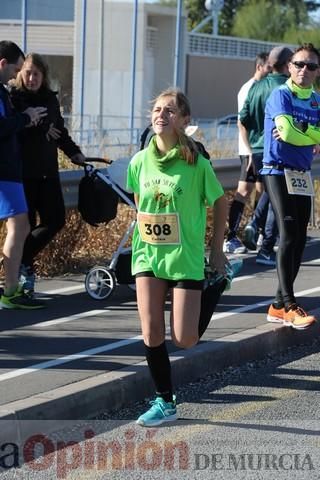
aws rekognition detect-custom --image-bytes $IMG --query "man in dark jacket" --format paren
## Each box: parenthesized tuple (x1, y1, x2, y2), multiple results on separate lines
(0, 41, 47, 309)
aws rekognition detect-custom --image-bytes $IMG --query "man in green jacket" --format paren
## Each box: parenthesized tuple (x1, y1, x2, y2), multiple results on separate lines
(239, 46, 293, 266)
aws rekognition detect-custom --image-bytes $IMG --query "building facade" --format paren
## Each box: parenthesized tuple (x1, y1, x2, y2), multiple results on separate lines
(0, 1, 290, 125)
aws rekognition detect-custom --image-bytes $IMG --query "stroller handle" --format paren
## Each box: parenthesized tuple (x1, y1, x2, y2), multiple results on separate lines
(84, 157, 113, 165)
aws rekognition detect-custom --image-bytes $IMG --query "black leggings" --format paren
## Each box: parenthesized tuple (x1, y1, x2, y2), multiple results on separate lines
(21, 177, 66, 268)
(264, 175, 311, 306)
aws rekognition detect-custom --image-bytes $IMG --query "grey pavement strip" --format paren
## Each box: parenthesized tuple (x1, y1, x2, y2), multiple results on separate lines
(0, 307, 319, 423)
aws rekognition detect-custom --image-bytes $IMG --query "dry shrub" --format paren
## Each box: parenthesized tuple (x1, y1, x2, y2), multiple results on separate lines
(1, 185, 318, 280)
(0, 189, 255, 279)
(0, 221, 5, 248)
(313, 179, 320, 228)
(34, 203, 136, 276)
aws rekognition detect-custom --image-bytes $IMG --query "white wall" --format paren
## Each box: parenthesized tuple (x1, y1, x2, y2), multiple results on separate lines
(73, 0, 184, 129)
(0, 21, 74, 55)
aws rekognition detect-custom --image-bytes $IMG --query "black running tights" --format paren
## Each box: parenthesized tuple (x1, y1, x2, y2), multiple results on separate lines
(21, 177, 66, 268)
(264, 175, 311, 307)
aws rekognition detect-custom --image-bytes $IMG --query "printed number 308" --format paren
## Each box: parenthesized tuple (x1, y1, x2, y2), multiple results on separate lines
(145, 223, 171, 236)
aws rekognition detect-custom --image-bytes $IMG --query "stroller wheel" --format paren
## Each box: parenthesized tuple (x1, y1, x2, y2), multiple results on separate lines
(85, 266, 116, 300)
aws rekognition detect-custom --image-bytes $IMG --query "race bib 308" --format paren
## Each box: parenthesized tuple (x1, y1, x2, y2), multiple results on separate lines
(137, 212, 181, 245)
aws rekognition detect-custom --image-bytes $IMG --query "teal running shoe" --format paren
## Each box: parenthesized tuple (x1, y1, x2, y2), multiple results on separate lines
(205, 257, 243, 291)
(136, 396, 177, 427)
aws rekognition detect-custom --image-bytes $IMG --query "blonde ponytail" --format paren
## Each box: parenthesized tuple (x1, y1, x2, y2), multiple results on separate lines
(177, 128, 199, 165)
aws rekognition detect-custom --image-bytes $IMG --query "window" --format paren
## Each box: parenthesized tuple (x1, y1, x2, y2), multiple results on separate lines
(0, 0, 74, 22)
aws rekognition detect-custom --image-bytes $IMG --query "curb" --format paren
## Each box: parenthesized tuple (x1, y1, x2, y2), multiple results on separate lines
(1, 310, 319, 423)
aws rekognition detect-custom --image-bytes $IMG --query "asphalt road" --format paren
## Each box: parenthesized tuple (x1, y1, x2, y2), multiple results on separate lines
(1, 329, 320, 479)
(0, 232, 320, 411)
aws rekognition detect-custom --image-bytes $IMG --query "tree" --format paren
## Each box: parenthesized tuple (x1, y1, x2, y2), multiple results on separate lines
(305, 1, 320, 10)
(159, 0, 246, 33)
(219, 0, 245, 35)
(185, 0, 211, 32)
(221, 0, 319, 35)
(231, 0, 309, 41)
(283, 24, 320, 45)
(159, 0, 320, 36)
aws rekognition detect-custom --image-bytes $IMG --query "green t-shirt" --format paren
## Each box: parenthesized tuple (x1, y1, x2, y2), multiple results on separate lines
(127, 139, 224, 280)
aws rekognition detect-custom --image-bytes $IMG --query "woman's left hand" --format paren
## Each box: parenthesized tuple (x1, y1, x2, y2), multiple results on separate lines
(71, 153, 86, 165)
(209, 249, 229, 275)
(46, 123, 61, 141)
(272, 128, 282, 141)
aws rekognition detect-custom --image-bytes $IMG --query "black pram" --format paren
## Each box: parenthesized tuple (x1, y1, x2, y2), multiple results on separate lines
(78, 158, 136, 300)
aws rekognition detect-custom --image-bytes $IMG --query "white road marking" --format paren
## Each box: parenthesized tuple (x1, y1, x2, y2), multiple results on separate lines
(232, 275, 252, 282)
(211, 301, 270, 321)
(307, 237, 320, 244)
(309, 258, 320, 264)
(0, 335, 143, 382)
(35, 309, 110, 328)
(0, 277, 320, 382)
(211, 285, 320, 321)
(40, 285, 84, 295)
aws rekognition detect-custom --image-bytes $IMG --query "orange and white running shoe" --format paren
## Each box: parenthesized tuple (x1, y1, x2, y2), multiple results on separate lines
(283, 304, 316, 330)
(267, 304, 285, 323)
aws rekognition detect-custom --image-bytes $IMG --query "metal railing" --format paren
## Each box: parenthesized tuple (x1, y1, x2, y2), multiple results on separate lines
(146, 26, 158, 52)
(188, 33, 294, 59)
(63, 117, 238, 158)
(60, 156, 320, 230)
(69, 128, 142, 158)
(60, 158, 240, 209)
(64, 114, 148, 131)
(63, 114, 148, 158)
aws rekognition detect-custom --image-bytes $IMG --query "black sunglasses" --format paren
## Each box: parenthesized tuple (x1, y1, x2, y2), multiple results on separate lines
(291, 61, 319, 72)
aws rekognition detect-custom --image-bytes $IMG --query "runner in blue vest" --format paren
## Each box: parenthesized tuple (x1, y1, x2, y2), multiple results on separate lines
(262, 43, 320, 329)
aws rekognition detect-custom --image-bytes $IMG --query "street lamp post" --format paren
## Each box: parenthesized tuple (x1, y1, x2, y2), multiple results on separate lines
(173, 0, 183, 87)
(129, 0, 138, 145)
(204, 0, 224, 35)
(21, 0, 27, 52)
(79, 0, 87, 133)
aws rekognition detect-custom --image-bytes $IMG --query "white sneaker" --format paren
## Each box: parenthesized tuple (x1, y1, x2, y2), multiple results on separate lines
(257, 233, 264, 248)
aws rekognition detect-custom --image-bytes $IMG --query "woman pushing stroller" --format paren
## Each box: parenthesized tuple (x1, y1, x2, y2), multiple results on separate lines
(127, 88, 228, 426)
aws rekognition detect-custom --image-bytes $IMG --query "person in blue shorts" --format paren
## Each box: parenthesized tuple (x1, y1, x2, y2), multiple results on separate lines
(262, 43, 320, 330)
(0, 41, 47, 309)
(127, 88, 228, 427)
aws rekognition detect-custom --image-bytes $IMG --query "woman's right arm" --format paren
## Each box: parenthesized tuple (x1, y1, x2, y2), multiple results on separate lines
(209, 194, 228, 275)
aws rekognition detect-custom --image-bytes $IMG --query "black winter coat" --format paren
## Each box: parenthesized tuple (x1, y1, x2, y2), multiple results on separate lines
(10, 87, 81, 179)
(0, 84, 30, 182)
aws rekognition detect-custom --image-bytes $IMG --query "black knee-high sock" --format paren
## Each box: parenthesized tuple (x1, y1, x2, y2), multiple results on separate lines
(144, 342, 173, 403)
(227, 200, 244, 240)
